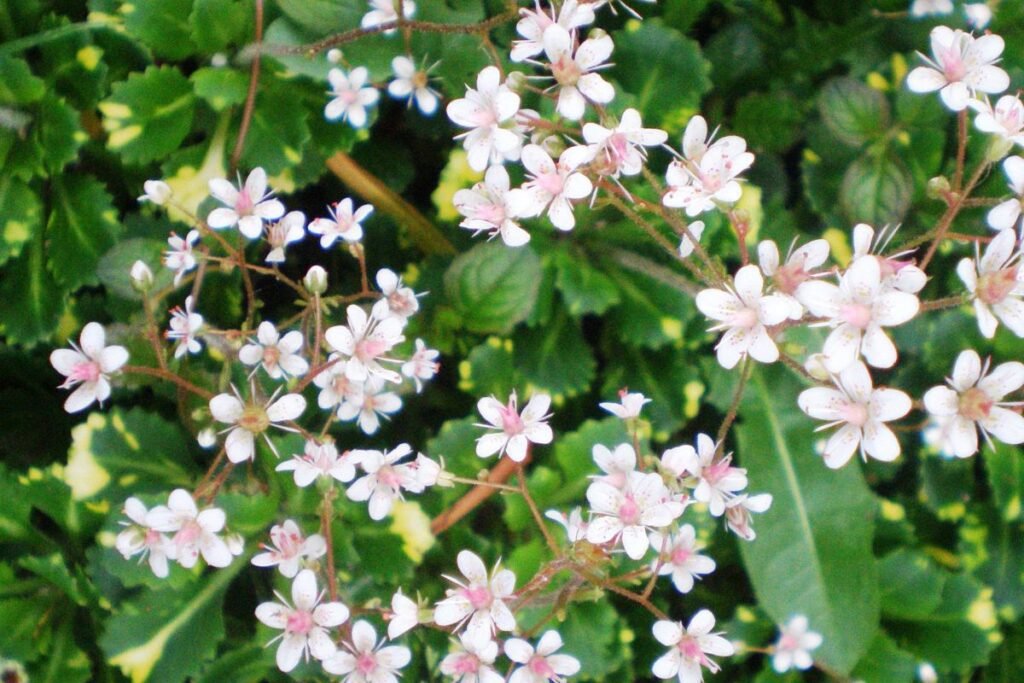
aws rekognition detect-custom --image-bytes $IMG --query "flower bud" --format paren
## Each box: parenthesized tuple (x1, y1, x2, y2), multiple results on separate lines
(197, 427, 217, 449)
(537, 132, 565, 158)
(304, 265, 328, 294)
(210, 53, 228, 68)
(138, 179, 172, 206)
(926, 176, 951, 200)
(804, 353, 830, 382)
(130, 260, 154, 292)
(327, 48, 343, 64)
(985, 135, 1013, 163)
(226, 533, 245, 556)
(504, 70, 527, 93)
(917, 663, 937, 683)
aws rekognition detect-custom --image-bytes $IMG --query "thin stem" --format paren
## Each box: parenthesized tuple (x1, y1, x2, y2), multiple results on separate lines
(516, 462, 561, 556)
(231, 0, 264, 171)
(141, 293, 168, 372)
(446, 475, 520, 492)
(919, 294, 969, 312)
(321, 488, 339, 601)
(431, 455, 521, 535)
(953, 109, 968, 191)
(716, 357, 752, 452)
(919, 160, 990, 270)
(122, 365, 215, 400)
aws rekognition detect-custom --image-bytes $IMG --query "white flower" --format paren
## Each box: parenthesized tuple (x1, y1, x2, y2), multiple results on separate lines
(652, 610, 734, 683)
(971, 95, 1024, 151)
(798, 361, 912, 468)
(371, 268, 420, 322)
(592, 442, 638, 489)
(724, 493, 772, 541)
(649, 525, 716, 594)
(434, 550, 517, 641)
(251, 520, 327, 578)
(440, 632, 504, 683)
(910, 0, 953, 16)
(850, 223, 927, 295)
(323, 620, 411, 682)
(505, 631, 581, 683)
(695, 265, 791, 369)
(50, 322, 128, 413)
(402, 339, 440, 392)
(678, 221, 706, 258)
(388, 56, 439, 115)
(255, 569, 350, 673)
(544, 507, 588, 543)
(454, 165, 531, 247)
(586, 472, 684, 560)
(515, 144, 593, 231)
(146, 489, 233, 569)
(388, 589, 421, 640)
(164, 230, 199, 286)
(337, 375, 402, 435)
(664, 143, 755, 217)
(277, 439, 357, 487)
(923, 349, 1024, 457)
(906, 26, 1009, 112)
(665, 433, 747, 516)
(325, 67, 379, 128)
(964, 3, 994, 28)
(265, 211, 305, 264)
(361, 0, 415, 33)
(563, 108, 667, 178)
(209, 386, 306, 463)
(757, 238, 831, 319)
(772, 616, 823, 673)
(678, 115, 749, 165)
(511, 0, 595, 62)
(599, 390, 651, 420)
(313, 356, 361, 412)
(447, 66, 524, 172)
(957, 228, 1024, 338)
(240, 321, 308, 380)
(797, 255, 920, 372)
(207, 167, 285, 239)
(166, 295, 204, 359)
(138, 179, 172, 205)
(115, 497, 172, 578)
(475, 390, 553, 462)
(346, 444, 431, 520)
(325, 304, 405, 384)
(987, 156, 1024, 232)
(130, 260, 153, 291)
(309, 198, 373, 248)
(541, 24, 614, 120)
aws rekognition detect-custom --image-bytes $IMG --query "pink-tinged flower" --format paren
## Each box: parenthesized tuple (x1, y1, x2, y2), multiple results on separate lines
(265, 210, 305, 264)
(850, 223, 927, 295)
(592, 443, 638, 489)
(586, 472, 684, 560)
(475, 390, 554, 462)
(971, 95, 1024, 151)
(209, 385, 306, 463)
(957, 228, 1024, 338)
(322, 620, 411, 682)
(600, 390, 651, 420)
(115, 497, 172, 578)
(651, 611, 734, 683)
(724, 493, 772, 541)
(313, 355, 361, 410)
(337, 375, 402, 435)
(277, 439, 357, 488)
(515, 144, 593, 231)
(696, 265, 791, 369)
(164, 230, 199, 286)
(758, 238, 831, 319)
(255, 569, 350, 673)
(146, 489, 233, 569)
(440, 632, 504, 683)
(544, 507, 588, 543)
(239, 321, 308, 380)
(402, 339, 440, 393)
(447, 66, 524, 172)
(251, 520, 327, 578)
(166, 295, 204, 359)
(325, 67, 379, 128)
(505, 631, 581, 683)
(387, 589, 422, 640)
(361, 0, 415, 33)
(910, 0, 953, 16)
(772, 616, 822, 673)
(540, 24, 614, 120)
(207, 167, 285, 239)
(346, 444, 435, 520)
(434, 550, 517, 640)
(50, 322, 128, 413)
(371, 268, 420, 322)
(309, 198, 373, 248)
(649, 525, 716, 594)
(512, 0, 595, 62)
(798, 360, 911, 468)
(454, 165, 531, 247)
(797, 255, 920, 372)
(666, 433, 747, 517)
(987, 156, 1024, 232)
(325, 305, 405, 384)
(678, 115, 749, 165)
(388, 56, 439, 115)
(138, 179, 172, 205)
(663, 143, 755, 217)
(923, 349, 1024, 457)
(906, 26, 1009, 112)
(563, 108, 667, 178)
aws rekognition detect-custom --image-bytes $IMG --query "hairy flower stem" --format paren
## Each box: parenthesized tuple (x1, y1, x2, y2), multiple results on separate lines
(321, 488, 339, 601)
(122, 364, 215, 399)
(430, 455, 521, 535)
(516, 461, 561, 556)
(919, 160, 990, 271)
(231, 0, 263, 171)
(716, 357, 753, 453)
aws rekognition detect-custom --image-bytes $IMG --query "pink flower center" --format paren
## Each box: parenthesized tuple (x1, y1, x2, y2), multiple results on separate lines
(355, 338, 389, 362)
(618, 495, 641, 526)
(534, 171, 565, 197)
(356, 652, 378, 675)
(779, 633, 800, 651)
(703, 460, 732, 485)
(332, 375, 351, 396)
(274, 530, 302, 558)
(144, 528, 162, 547)
(671, 546, 692, 565)
(470, 107, 498, 128)
(499, 402, 524, 435)
(453, 654, 480, 674)
(678, 635, 708, 664)
(839, 401, 869, 427)
(731, 307, 759, 329)
(263, 346, 281, 370)
(528, 655, 557, 678)
(461, 585, 493, 610)
(174, 519, 201, 548)
(774, 264, 808, 295)
(235, 189, 254, 216)
(70, 360, 102, 383)
(286, 609, 314, 635)
(697, 168, 723, 194)
(959, 387, 994, 422)
(840, 303, 873, 329)
(339, 89, 359, 105)
(977, 268, 1019, 305)
(475, 202, 506, 224)
(239, 405, 270, 433)
(551, 53, 582, 86)
(937, 45, 967, 82)
(378, 465, 403, 490)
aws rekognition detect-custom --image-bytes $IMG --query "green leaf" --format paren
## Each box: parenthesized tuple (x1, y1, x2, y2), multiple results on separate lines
(553, 418, 631, 502)
(196, 645, 275, 683)
(236, 79, 313, 176)
(561, 600, 633, 680)
(960, 506, 1024, 622)
(0, 223, 63, 345)
(737, 366, 879, 675)
(610, 19, 711, 126)
(97, 238, 173, 300)
(460, 336, 520, 397)
(122, 0, 197, 59)
(0, 174, 41, 267)
(987, 621, 1024, 682)
(274, 0, 360, 36)
(444, 241, 542, 335)
(190, 67, 249, 112)
(3, 93, 81, 180)
(878, 549, 946, 620)
(100, 561, 242, 683)
(264, 18, 336, 82)
(839, 152, 913, 227)
(0, 596, 51, 660)
(733, 91, 804, 153)
(849, 631, 918, 683)
(514, 309, 596, 399)
(503, 465, 562, 532)
(554, 246, 621, 316)
(818, 77, 890, 148)
(603, 258, 691, 349)
(189, 0, 251, 54)
(47, 175, 120, 289)
(0, 55, 45, 103)
(984, 440, 1024, 521)
(28, 619, 92, 683)
(100, 66, 196, 165)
